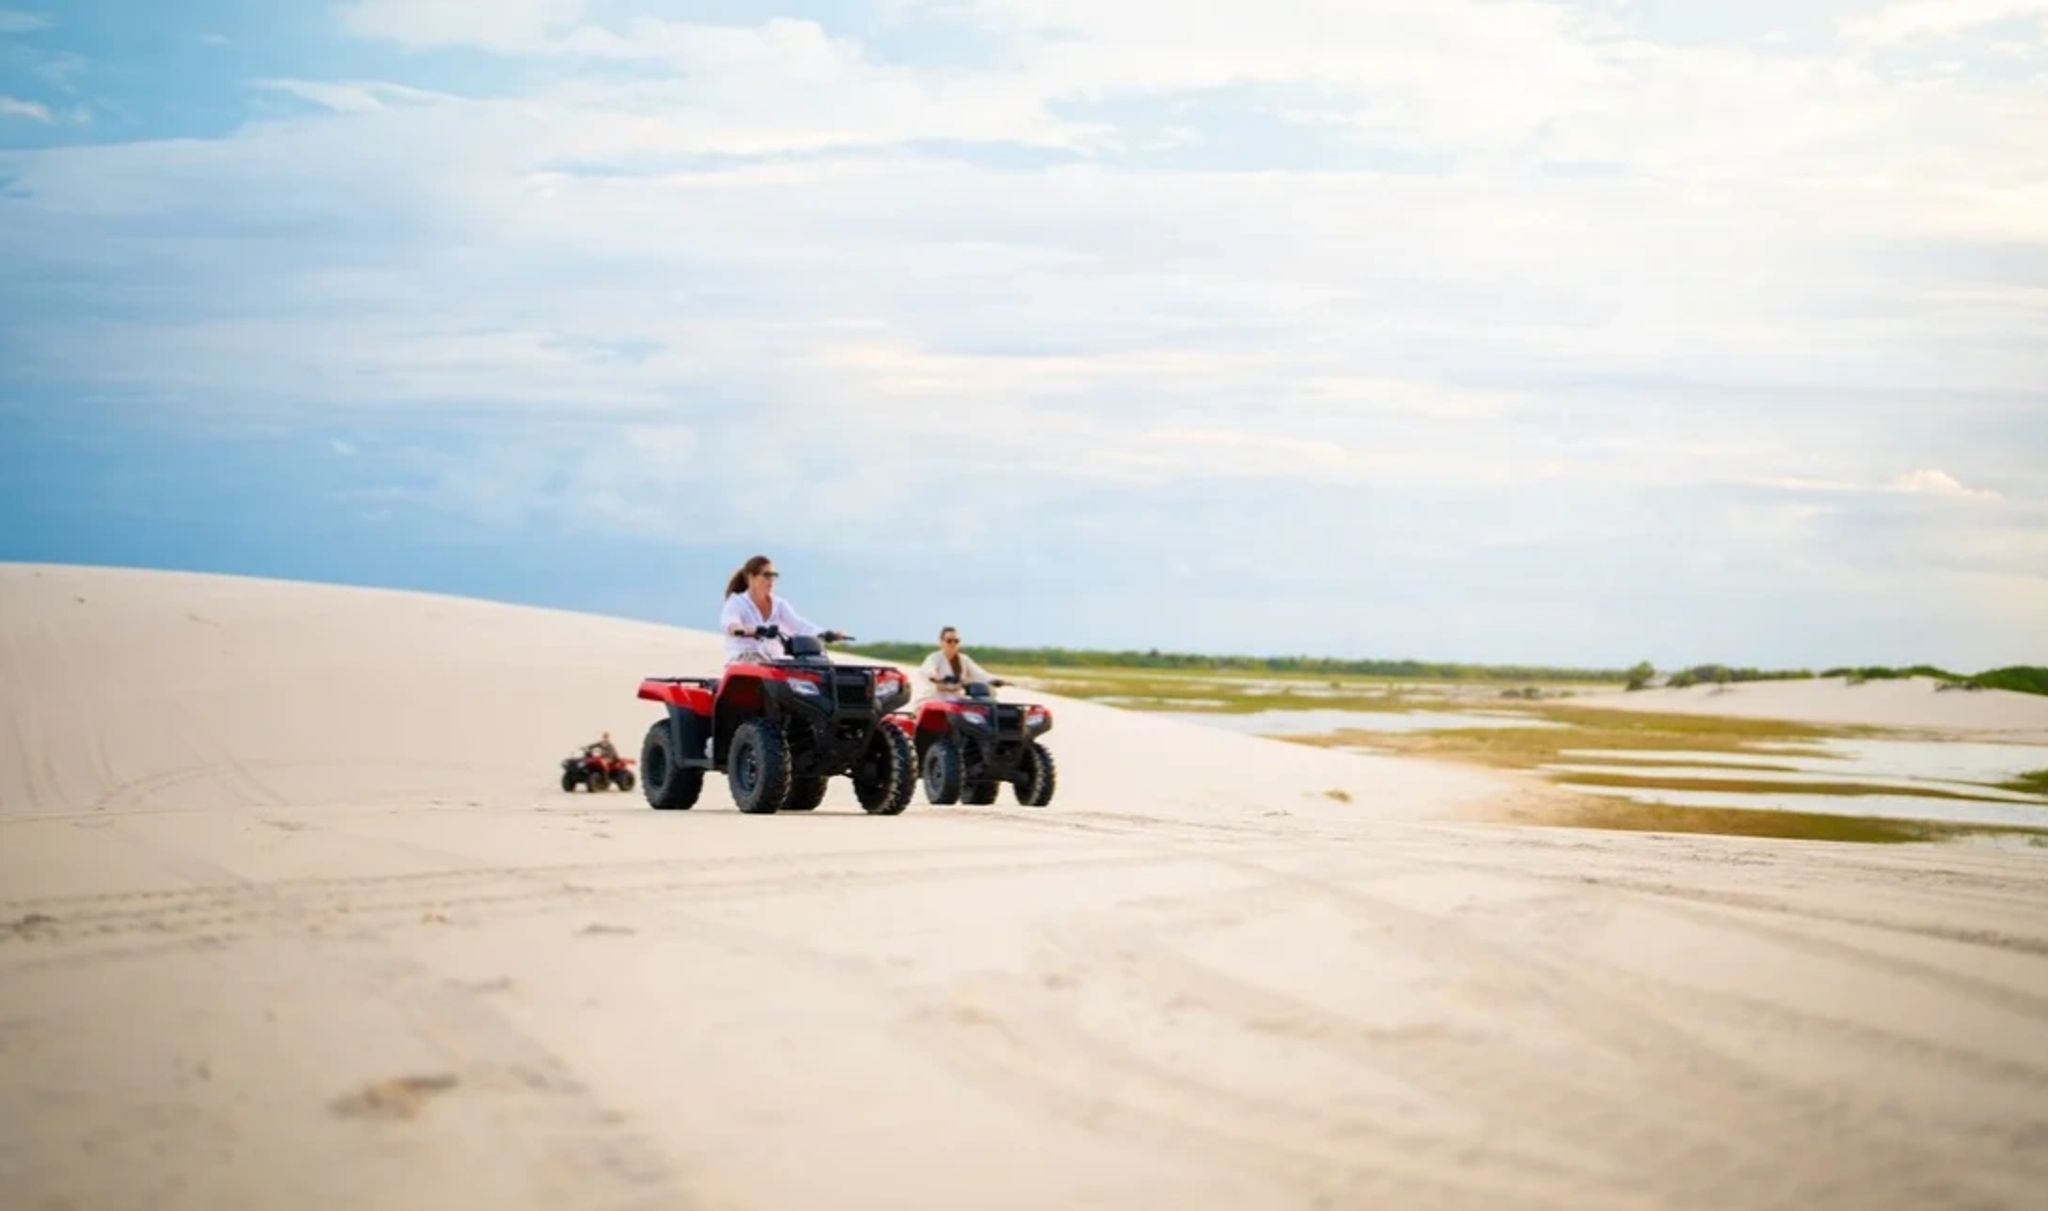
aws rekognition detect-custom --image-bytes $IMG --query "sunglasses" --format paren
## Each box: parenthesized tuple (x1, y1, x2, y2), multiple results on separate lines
(755, 570, 780, 580)
(943, 637, 960, 644)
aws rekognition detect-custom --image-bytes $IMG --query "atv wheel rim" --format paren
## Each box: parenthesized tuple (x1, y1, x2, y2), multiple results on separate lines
(736, 745, 758, 795)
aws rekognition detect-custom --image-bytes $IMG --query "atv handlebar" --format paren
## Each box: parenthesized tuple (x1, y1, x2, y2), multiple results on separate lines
(742, 624, 852, 643)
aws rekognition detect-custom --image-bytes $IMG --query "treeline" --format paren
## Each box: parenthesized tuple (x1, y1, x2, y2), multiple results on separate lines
(1636, 663, 2048, 696)
(840, 642, 1632, 683)
(842, 642, 2048, 697)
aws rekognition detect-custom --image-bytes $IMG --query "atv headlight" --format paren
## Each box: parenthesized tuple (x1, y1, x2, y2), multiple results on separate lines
(790, 679, 822, 697)
(959, 709, 991, 728)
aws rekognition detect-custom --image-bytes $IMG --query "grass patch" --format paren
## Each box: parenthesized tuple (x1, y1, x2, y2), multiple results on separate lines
(1000, 664, 1603, 716)
(1543, 756, 1804, 774)
(1285, 704, 1851, 769)
(1531, 799, 2026, 845)
(1996, 768, 2048, 796)
(1554, 772, 2014, 805)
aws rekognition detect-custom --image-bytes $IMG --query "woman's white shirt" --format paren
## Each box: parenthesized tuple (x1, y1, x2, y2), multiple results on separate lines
(918, 649, 993, 698)
(721, 593, 819, 664)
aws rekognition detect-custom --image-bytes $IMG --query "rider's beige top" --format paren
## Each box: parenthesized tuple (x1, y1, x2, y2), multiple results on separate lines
(918, 649, 994, 700)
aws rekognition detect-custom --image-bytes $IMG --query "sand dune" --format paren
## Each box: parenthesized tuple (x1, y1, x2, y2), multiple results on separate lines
(1573, 676, 2048, 740)
(4, 564, 2047, 1210)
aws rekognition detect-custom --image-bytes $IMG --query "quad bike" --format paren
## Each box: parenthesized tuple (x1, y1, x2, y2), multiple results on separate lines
(898, 677, 1055, 807)
(561, 749, 636, 793)
(635, 627, 916, 814)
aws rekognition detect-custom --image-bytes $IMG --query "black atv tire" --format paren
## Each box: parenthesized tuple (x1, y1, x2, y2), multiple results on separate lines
(783, 776, 829, 812)
(857, 725, 914, 815)
(1014, 742, 1056, 807)
(729, 719, 791, 814)
(561, 768, 578, 793)
(612, 769, 636, 792)
(641, 720, 704, 810)
(922, 737, 963, 805)
(585, 767, 607, 792)
(963, 779, 999, 806)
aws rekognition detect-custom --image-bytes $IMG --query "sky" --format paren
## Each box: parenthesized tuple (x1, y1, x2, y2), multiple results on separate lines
(2, 1, 2045, 669)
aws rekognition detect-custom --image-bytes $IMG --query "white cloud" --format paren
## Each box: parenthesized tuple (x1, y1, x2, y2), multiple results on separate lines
(0, 10, 48, 34)
(253, 78, 455, 114)
(1893, 469, 2002, 501)
(0, 94, 53, 123)
(1746, 471, 2004, 504)
(1843, 1, 2048, 46)
(3, 1, 2044, 661)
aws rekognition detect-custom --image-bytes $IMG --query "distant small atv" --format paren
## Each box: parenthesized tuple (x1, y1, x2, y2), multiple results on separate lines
(901, 677, 1055, 807)
(561, 750, 635, 793)
(635, 628, 916, 814)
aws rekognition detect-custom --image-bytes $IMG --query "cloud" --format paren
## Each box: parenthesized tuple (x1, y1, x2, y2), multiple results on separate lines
(0, 95, 53, 123)
(0, 10, 47, 34)
(253, 78, 455, 114)
(1745, 470, 2004, 504)
(1893, 469, 2002, 501)
(2, 1, 2044, 662)
(1843, 1, 2048, 46)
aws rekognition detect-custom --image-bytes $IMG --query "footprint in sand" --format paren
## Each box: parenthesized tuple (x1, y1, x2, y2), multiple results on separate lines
(330, 1074, 460, 1121)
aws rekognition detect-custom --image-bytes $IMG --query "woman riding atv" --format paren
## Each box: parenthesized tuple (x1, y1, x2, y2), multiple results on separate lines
(919, 626, 995, 700)
(720, 554, 848, 664)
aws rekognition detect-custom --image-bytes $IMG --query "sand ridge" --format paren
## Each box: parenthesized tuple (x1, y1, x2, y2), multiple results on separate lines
(3, 564, 2047, 1210)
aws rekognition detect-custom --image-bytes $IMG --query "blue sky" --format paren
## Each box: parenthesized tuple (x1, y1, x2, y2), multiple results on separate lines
(3, 0, 2045, 668)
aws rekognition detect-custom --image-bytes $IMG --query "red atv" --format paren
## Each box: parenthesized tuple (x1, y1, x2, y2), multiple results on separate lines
(635, 628, 916, 814)
(561, 748, 636, 793)
(900, 677, 1056, 807)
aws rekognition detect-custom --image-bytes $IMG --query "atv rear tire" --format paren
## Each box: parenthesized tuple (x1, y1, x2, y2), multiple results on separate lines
(642, 720, 704, 810)
(857, 724, 914, 815)
(561, 769, 578, 793)
(586, 768, 607, 792)
(612, 770, 636, 792)
(783, 776, 828, 812)
(729, 719, 791, 814)
(1014, 742, 1056, 807)
(922, 738, 962, 805)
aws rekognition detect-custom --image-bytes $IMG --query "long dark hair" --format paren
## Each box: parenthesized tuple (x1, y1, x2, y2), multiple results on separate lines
(725, 554, 772, 598)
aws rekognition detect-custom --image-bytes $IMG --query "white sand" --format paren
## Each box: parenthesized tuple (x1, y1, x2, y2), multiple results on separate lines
(4, 563, 2046, 1210)
(1574, 677, 2048, 741)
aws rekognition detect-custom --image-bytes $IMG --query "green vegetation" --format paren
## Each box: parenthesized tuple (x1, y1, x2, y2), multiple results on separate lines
(1823, 664, 1956, 683)
(1971, 667, 2048, 696)
(848, 642, 2048, 698)
(1558, 772, 2014, 805)
(1537, 800, 2048, 846)
(1284, 704, 1847, 769)
(843, 642, 1632, 683)
(1821, 664, 2048, 695)
(1998, 769, 2048, 796)
(1663, 664, 1815, 689)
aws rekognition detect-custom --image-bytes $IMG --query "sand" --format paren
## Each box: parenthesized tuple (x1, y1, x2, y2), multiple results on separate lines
(1571, 677, 2048, 742)
(3, 563, 2046, 1210)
